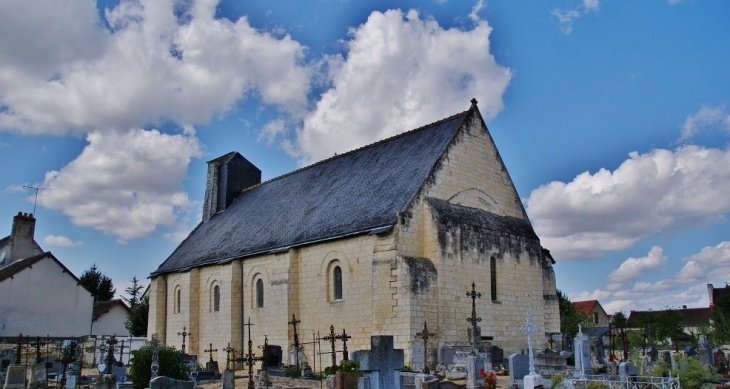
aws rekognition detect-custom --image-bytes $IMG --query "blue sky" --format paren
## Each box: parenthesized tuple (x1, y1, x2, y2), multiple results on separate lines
(1, 0, 729, 314)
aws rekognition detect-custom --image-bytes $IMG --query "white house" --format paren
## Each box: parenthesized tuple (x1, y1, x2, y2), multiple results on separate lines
(0, 212, 94, 337)
(92, 299, 131, 337)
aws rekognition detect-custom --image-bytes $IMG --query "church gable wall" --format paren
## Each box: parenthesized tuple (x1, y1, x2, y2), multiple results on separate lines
(391, 111, 559, 358)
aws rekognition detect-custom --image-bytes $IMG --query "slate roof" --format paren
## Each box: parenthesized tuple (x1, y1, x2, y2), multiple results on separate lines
(93, 299, 130, 321)
(152, 108, 475, 276)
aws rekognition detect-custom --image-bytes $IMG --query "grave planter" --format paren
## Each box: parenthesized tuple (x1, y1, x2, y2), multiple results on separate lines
(334, 371, 362, 389)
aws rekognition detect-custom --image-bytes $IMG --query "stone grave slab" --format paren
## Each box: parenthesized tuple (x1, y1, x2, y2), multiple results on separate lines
(3, 365, 26, 389)
(438, 346, 455, 366)
(508, 353, 529, 385)
(263, 345, 282, 369)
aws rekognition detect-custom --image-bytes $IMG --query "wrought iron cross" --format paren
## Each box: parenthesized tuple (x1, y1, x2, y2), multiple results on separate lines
(235, 318, 264, 389)
(519, 311, 537, 376)
(258, 335, 269, 372)
(34, 336, 46, 363)
(205, 343, 218, 363)
(336, 328, 352, 361)
(118, 339, 129, 365)
(288, 314, 302, 368)
(415, 321, 436, 374)
(466, 282, 482, 326)
(177, 326, 191, 353)
(322, 325, 339, 372)
(223, 343, 234, 370)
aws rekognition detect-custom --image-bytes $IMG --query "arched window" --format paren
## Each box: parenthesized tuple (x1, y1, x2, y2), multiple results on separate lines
(213, 285, 220, 312)
(256, 279, 264, 308)
(333, 266, 343, 300)
(176, 288, 181, 313)
(490, 257, 497, 301)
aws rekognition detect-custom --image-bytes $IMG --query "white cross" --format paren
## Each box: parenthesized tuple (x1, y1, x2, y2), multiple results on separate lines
(519, 310, 537, 376)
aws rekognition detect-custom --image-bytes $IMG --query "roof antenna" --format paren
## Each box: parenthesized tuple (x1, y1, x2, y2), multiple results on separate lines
(22, 185, 51, 215)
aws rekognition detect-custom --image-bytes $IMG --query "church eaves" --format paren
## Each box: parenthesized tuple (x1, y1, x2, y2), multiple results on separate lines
(151, 108, 475, 277)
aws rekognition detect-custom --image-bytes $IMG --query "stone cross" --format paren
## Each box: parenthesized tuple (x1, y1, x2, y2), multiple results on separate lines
(575, 324, 589, 379)
(322, 325, 339, 372)
(288, 314, 301, 368)
(352, 336, 405, 389)
(415, 321, 436, 374)
(223, 343, 234, 370)
(177, 326, 190, 353)
(205, 343, 218, 363)
(519, 311, 537, 377)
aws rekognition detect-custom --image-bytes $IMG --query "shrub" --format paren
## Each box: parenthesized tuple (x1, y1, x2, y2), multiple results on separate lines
(284, 366, 302, 378)
(550, 373, 564, 389)
(670, 354, 717, 389)
(585, 381, 608, 389)
(128, 344, 189, 389)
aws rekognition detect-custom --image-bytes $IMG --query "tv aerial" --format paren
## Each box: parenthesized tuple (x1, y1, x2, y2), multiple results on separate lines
(22, 185, 51, 214)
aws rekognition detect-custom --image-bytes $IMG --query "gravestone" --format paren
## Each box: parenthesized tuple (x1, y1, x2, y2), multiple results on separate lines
(573, 326, 592, 377)
(222, 369, 235, 389)
(662, 351, 672, 367)
(698, 335, 713, 368)
(411, 343, 425, 372)
(489, 346, 504, 368)
(715, 348, 728, 375)
(619, 361, 638, 381)
(351, 335, 404, 389)
(438, 346, 455, 366)
(180, 354, 198, 372)
(262, 345, 282, 369)
(508, 353, 529, 387)
(646, 346, 658, 364)
(0, 350, 14, 371)
(149, 376, 194, 389)
(3, 365, 26, 389)
(288, 347, 308, 367)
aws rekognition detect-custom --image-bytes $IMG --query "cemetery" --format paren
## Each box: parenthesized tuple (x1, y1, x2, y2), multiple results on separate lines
(3, 283, 730, 389)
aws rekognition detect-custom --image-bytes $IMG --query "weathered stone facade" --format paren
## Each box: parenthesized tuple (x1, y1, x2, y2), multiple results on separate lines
(148, 102, 560, 369)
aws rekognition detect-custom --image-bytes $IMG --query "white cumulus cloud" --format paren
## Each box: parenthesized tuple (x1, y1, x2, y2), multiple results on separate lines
(291, 8, 512, 164)
(37, 128, 202, 242)
(679, 104, 730, 141)
(43, 235, 83, 247)
(608, 246, 667, 284)
(527, 145, 730, 260)
(551, 0, 600, 35)
(0, 0, 311, 135)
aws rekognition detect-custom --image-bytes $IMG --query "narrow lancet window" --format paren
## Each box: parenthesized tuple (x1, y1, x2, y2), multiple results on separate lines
(213, 285, 220, 312)
(256, 279, 264, 308)
(490, 257, 497, 301)
(334, 266, 343, 300)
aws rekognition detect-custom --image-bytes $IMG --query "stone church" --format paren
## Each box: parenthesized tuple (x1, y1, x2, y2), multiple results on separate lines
(148, 100, 560, 368)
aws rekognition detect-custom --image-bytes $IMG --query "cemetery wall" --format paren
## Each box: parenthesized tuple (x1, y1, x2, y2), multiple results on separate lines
(0, 256, 94, 337)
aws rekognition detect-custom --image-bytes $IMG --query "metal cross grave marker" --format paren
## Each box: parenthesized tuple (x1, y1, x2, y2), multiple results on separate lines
(415, 321, 436, 374)
(177, 326, 190, 353)
(322, 325, 339, 372)
(288, 314, 302, 368)
(205, 343, 218, 363)
(466, 282, 482, 326)
(223, 343, 234, 370)
(337, 328, 352, 361)
(234, 318, 264, 389)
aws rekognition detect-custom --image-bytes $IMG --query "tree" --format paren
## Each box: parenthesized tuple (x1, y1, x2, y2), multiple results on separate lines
(558, 290, 591, 338)
(124, 276, 149, 337)
(79, 264, 116, 301)
(653, 308, 683, 351)
(712, 306, 730, 345)
(611, 311, 629, 359)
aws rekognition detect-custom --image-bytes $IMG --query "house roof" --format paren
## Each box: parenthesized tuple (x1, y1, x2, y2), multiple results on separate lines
(0, 251, 82, 284)
(573, 300, 599, 316)
(627, 307, 713, 328)
(152, 105, 480, 277)
(93, 299, 130, 321)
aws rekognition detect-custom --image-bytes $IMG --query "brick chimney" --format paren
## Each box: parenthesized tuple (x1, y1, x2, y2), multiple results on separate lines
(202, 152, 261, 222)
(9, 212, 37, 263)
